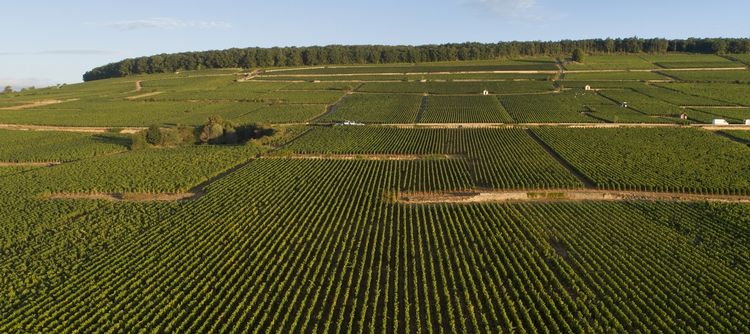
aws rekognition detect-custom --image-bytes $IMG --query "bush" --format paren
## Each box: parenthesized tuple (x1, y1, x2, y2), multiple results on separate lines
(130, 132, 148, 150)
(146, 125, 162, 145)
(572, 48, 586, 63)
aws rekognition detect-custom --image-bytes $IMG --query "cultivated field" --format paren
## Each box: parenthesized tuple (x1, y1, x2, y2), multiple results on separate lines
(1, 54, 750, 333)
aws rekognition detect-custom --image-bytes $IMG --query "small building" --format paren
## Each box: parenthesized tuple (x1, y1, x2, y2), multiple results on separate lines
(680, 113, 689, 120)
(584, 85, 592, 91)
(420, 79, 428, 83)
(621, 102, 629, 108)
(745, 119, 750, 125)
(713, 119, 730, 125)
(482, 89, 489, 96)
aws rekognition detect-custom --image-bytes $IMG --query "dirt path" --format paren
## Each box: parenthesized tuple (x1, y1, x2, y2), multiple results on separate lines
(0, 161, 61, 167)
(45, 192, 195, 202)
(0, 123, 145, 134)
(126, 91, 163, 100)
(680, 105, 748, 109)
(264, 153, 461, 161)
(0, 99, 78, 111)
(134, 80, 142, 92)
(396, 189, 750, 204)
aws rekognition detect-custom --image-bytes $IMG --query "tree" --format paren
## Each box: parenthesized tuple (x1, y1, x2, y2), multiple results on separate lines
(146, 125, 162, 145)
(2, 86, 12, 94)
(572, 48, 586, 63)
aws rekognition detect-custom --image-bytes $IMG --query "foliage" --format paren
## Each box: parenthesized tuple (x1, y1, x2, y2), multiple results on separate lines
(534, 127, 750, 194)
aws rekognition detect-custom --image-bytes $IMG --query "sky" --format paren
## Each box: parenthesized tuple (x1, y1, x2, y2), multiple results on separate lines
(1, 0, 749, 87)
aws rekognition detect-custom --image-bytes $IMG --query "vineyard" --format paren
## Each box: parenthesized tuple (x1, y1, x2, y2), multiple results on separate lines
(533, 127, 750, 194)
(285, 127, 583, 189)
(498, 92, 603, 123)
(2, 54, 750, 332)
(419, 95, 514, 123)
(1, 158, 748, 332)
(0, 130, 128, 162)
(319, 93, 423, 123)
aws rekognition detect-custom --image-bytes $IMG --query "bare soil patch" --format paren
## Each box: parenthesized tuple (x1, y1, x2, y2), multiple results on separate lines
(45, 192, 196, 202)
(0, 123, 145, 134)
(0, 99, 77, 111)
(126, 91, 163, 100)
(0, 161, 61, 167)
(265, 153, 461, 161)
(396, 189, 750, 204)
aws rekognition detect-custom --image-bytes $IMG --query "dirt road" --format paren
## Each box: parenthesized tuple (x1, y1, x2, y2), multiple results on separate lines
(396, 189, 750, 204)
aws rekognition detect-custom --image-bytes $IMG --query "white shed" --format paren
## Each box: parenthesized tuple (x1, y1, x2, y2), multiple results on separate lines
(713, 119, 730, 125)
(745, 119, 750, 125)
(584, 85, 592, 91)
(482, 89, 489, 96)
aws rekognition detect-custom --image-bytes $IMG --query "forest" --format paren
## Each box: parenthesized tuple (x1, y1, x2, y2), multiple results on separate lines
(82, 37, 750, 81)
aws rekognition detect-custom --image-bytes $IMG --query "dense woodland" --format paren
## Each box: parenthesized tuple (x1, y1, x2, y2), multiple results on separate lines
(82, 37, 750, 81)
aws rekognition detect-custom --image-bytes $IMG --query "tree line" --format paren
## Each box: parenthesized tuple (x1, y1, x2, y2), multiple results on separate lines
(83, 37, 750, 81)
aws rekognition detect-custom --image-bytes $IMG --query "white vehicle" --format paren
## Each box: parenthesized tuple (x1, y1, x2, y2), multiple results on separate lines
(712, 119, 730, 126)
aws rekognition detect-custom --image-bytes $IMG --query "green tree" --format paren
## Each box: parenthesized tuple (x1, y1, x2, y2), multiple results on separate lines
(146, 125, 162, 145)
(572, 48, 586, 63)
(2, 85, 12, 94)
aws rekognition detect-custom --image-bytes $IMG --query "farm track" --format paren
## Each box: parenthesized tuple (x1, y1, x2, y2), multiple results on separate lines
(0, 161, 61, 167)
(396, 189, 750, 204)
(0, 123, 145, 134)
(258, 66, 747, 79)
(263, 154, 462, 161)
(126, 91, 163, 100)
(2, 122, 748, 133)
(0, 99, 78, 111)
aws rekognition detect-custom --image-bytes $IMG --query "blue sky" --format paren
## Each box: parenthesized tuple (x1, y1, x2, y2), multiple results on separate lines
(2, 0, 749, 87)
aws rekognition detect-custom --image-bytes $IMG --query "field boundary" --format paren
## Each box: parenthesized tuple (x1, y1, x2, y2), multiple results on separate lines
(395, 189, 750, 204)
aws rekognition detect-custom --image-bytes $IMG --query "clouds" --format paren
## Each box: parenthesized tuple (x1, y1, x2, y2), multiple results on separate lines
(464, 0, 550, 20)
(100, 17, 232, 31)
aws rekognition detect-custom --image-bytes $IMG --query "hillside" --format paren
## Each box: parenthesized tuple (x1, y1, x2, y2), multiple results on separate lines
(1, 54, 750, 332)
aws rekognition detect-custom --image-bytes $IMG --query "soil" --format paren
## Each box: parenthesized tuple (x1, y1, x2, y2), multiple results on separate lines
(45, 192, 196, 202)
(0, 161, 61, 167)
(395, 189, 750, 204)
(0, 123, 145, 134)
(126, 91, 163, 100)
(0, 99, 77, 111)
(264, 154, 461, 161)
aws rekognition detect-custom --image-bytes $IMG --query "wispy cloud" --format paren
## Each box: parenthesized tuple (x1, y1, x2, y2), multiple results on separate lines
(0, 50, 115, 56)
(100, 17, 232, 31)
(464, 0, 554, 21)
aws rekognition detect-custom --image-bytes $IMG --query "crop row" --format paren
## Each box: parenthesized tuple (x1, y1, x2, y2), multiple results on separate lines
(285, 127, 582, 189)
(533, 127, 750, 195)
(1, 158, 748, 332)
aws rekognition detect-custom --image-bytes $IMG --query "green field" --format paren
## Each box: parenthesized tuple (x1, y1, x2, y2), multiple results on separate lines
(319, 93, 423, 123)
(285, 127, 582, 189)
(498, 92, 604, 123)
(357, 81, 554, 94)
(2, 54, 750, 332)
(533, 127, 750, 194)
(419, 95, 514, 123)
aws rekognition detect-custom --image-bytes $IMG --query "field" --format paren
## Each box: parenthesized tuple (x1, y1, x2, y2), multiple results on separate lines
(657, 83, 750, 106)
(419, 95, 514, 123)
(598, 89, 685, 116)
(498, 92, 603, 123)
(2, 54, 750, 332)
(284, 127, 583, 189)
(319, 93, 423, 123)
(357, 81, 554, 95)
(533, 127, 750, 194)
